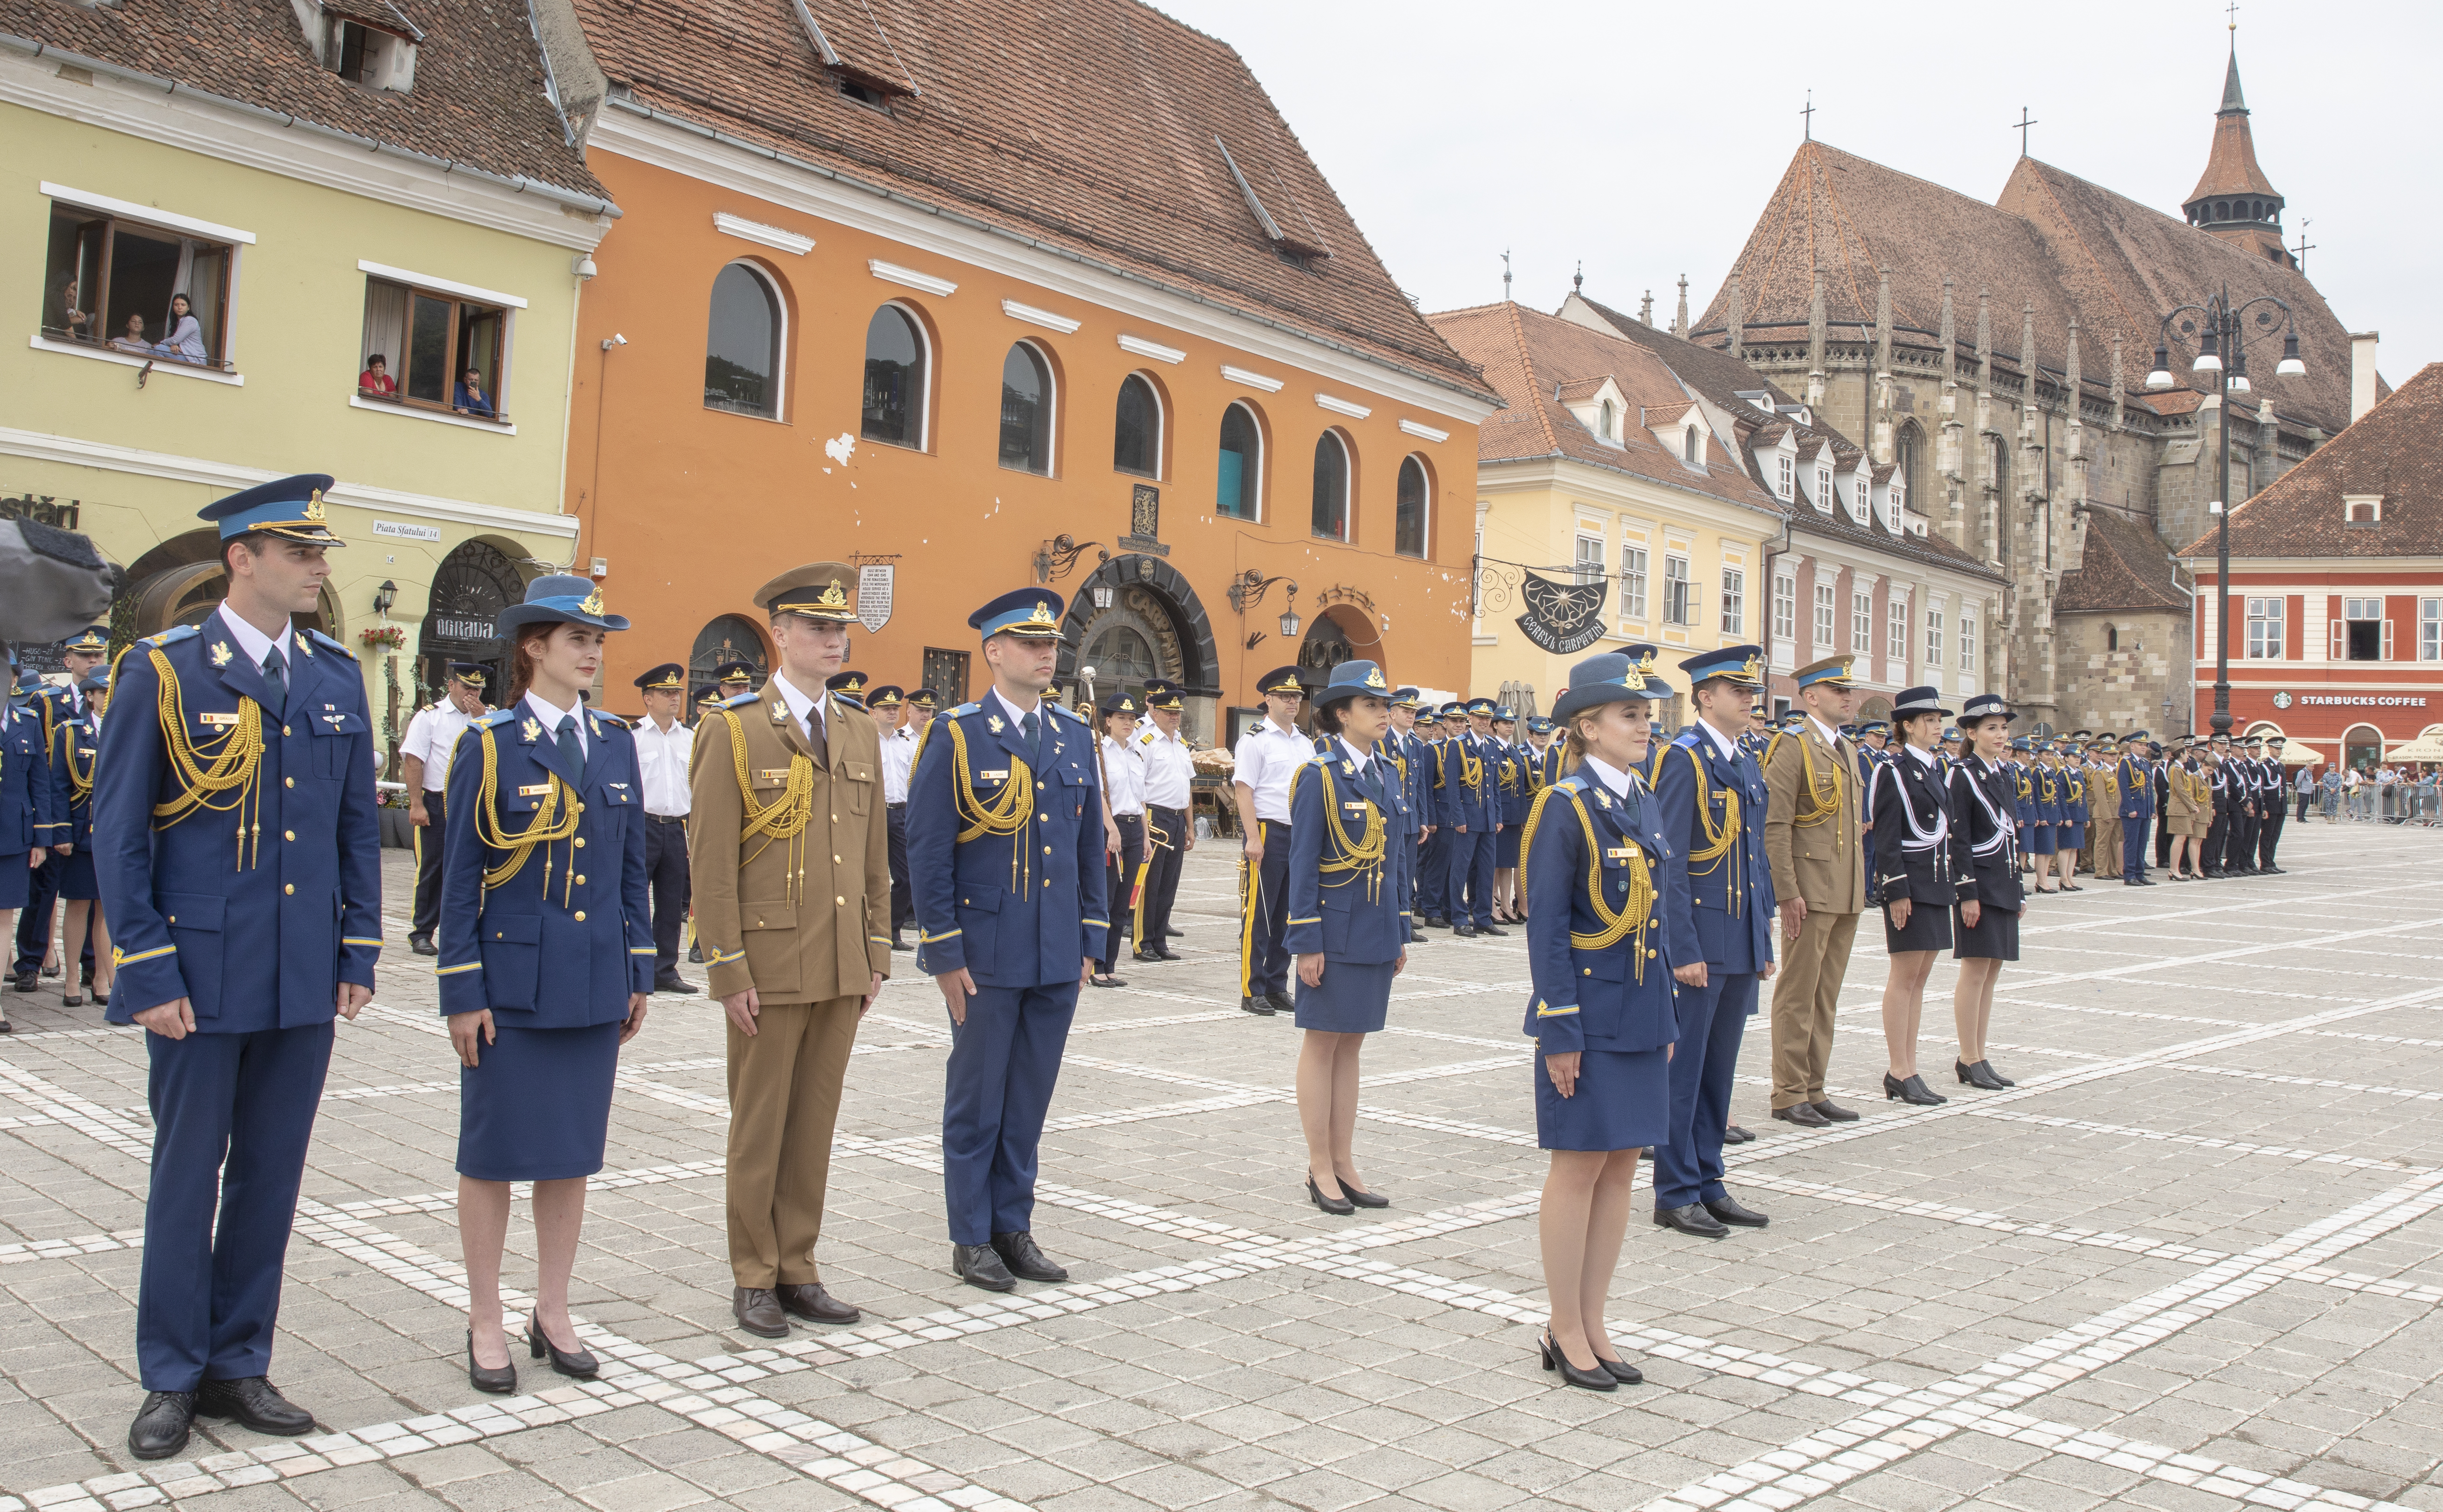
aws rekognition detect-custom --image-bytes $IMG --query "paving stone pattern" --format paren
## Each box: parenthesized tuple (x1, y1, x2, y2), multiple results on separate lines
(2, 824, 2440, 1512)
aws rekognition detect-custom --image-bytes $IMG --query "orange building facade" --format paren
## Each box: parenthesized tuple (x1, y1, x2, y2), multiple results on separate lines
(559, 85, 1495, 740)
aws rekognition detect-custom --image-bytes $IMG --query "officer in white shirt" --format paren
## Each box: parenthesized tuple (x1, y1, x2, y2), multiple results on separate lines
(1133, 685, 1195, 962)
(1232, 666, 1310, 1016)
(1090, 692, 1150, 988)
(398, 663, 488, 956)
(631, 662, 697, 993)
(871, 685, 917, 951)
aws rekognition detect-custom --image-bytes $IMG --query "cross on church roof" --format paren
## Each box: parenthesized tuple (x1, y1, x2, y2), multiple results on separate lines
(1801, 91, 1814, 140)
(2014, 107, 2038, 156)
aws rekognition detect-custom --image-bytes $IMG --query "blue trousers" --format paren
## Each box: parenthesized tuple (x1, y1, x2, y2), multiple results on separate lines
(1241, 822, 1292, 998)
(1653, 970, 1756, 1210)
(1444, 826, 1494, 927)
(2121, 814, 2152, 879)
(138, 1022, 334, 1390)
(1416, 829, 1447, 920)
(942, 980, 1077, 1245)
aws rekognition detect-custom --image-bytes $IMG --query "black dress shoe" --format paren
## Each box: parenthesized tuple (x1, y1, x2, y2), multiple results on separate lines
(1592, 1354, 1644, 1384)
(1956, 1059, 2008, 1091)
(991, 1231, 1069, 1283)
(775, 1282, 859, 1324)
(1265, 991, 1295, 1015)
(1723, 1123, 1753, 1144)
(731, 1286, 789, 1337)
(951, 1243, 1016, 1291)
(1654, 1202, 1729, 1239)
(654, 974, 699, 995)
(1539, 1330, 1616, 1391)
(688, 943, 704, 963)
(1164, 926, 1184, 938)
(1089, 974, 1127, 989)
(1134, 949, 1167, 964)
(129, 1390, 196, 1460)
(1975, 1059, 2015, 1087)
(1422, 916, 1451, 930)
(1772, 1102, 1831, 1128)
(195, 1376, 314, 1435)
(1811, 1099, 1858, 1122)
(1306, 1175, 1356, 1216)
(1240, 995, 1274, 1016)
(9, 972, 36, 993)
(466, 1331, 516, 1394)
(1704, 1195, 1769, 1228)
(408, 933, 439, 957)
(525, 1312, 598, 1377)
(1884, 1072, 1946, 1106)
(1475, 924, 1510, 937)
(1453, 925, 1479, 938)
(891, 937, 914, 952)
(1338, 1180, 1389, 1209)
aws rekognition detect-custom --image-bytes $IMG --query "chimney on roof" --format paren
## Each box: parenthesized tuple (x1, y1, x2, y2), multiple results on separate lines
(2350, 332, 2381, 424)
(1675, 275, 1689, 338)
(1639, 290, 1653, 327)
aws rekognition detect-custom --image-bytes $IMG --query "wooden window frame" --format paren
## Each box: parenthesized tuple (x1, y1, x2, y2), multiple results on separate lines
(44, 203, 238, 368)
(361, 273, 512, 422)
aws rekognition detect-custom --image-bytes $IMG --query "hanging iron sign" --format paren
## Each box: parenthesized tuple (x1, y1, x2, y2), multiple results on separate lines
(1514, 570, 1609, 655)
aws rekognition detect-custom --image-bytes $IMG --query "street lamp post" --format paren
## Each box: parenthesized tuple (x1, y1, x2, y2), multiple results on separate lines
(2144, 286, 2305, 739)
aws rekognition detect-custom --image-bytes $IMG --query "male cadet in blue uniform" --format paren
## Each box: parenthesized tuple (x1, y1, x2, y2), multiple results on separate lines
(1439, 697, 1505, 937)
(11, 623, 107, 993)
(908, 588, 1108, 1292)
(2117, 730, 2157, 885)
(2, 650, 61, 1031)
(1232, 667, 1311, 1013)
(1412, 707, 1449, 927)
(1653, 646, 1777, 1235)
(95, 475, 380, 1460)
(1382, 688, 1434, 937)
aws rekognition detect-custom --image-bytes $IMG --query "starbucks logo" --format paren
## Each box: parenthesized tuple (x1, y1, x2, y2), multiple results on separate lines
(2271, 691, 2293, 710)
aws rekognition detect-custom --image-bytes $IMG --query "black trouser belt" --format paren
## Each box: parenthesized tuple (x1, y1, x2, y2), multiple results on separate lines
(888, 802, 907, 809)
(1149, 804, 1186, 816)
(648, 813, 687, 825)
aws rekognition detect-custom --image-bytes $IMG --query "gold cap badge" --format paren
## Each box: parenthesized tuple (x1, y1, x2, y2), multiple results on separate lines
(580, 584, 606, 616)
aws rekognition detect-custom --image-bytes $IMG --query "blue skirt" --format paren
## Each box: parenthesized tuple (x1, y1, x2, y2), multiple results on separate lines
(1293, 959, 1394, 1033)
(458, 1019, 623, 1181)
(2028, 824, 2058, 855)
(2060, 823, 2086, 849)
(55, 845, 98, 900)
(0, 851, 28, 909)
(1495, 826, 1522, 868)
(1533, 1045, 1670, 1151)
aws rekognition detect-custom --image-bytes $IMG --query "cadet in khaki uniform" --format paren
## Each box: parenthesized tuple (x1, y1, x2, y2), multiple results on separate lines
(1761, 655, 1866, 1127)
(689, 564, 890, 1338)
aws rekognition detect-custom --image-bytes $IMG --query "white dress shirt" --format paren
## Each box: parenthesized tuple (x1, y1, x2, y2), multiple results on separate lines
(769, 670, 828, 748)
(1335, 735, 1374, 774)
(1234, 717, 1309, 825)
(1579, 753, 1640, 800)
(1101, 733, 1146, 814)
(1693, 718, 1741, 766)
(880, 724, 917, 804)
(214, 601, 290, 677)
(401, 701, 480, 791)
(633, 712, 693, 816)
(1138, 724, 1195, 809)
(521, 690, 588, 759)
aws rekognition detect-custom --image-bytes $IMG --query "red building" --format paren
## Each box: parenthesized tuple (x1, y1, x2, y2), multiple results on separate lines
(2182, 358, 2443, 771)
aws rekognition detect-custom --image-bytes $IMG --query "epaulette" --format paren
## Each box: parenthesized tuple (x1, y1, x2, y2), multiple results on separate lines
(1672, 729, 1702, 750)
(721, 692, 760, 709)
(146, 625, 201, 649)
(1058, 703, 1091, 725)
(307, 628, 357, 661)
(1552, 771, 1592, 794)
(952, 701, 981, 717)
(1137, 729, 1157, 745)
(474, 708, 517, 729)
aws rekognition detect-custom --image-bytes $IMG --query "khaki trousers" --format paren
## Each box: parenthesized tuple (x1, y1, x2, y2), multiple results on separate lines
(1769, 908, 1859, 1109)
(2092, 815, 2123, 876)
(726, 996, 861, 1288)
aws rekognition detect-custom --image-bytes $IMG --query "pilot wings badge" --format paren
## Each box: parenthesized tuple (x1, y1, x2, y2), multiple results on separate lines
(1514, 569, 1610, 655)
(209, 641, 234, 668)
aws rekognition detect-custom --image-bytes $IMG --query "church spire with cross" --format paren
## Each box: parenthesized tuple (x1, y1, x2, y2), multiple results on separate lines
(2181, 15, 2293, 268)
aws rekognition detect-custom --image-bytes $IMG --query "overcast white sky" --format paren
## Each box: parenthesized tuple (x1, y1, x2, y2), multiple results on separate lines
(1153, 0, 2440, 386)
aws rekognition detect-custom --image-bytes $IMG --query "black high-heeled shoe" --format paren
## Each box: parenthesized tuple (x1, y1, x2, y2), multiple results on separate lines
(1589, 1352, 1644, 1384)
(526, 1311, 598, 1378)
(1974, 1060, 2015, 1088)
(1336, 1179, 1389, 1209)
(1306, 1175, 1355, 1216)
(466, 1330, 515, 1394)
(1883, 1072, 1946, 1106)
(1538, 1330, 1616, 1391)
(1955, 1059, 2007, 1091)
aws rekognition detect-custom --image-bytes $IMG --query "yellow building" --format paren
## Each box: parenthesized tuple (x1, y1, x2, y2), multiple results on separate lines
(1428, 303, 1783, 722)
(1, 1, 614, 752)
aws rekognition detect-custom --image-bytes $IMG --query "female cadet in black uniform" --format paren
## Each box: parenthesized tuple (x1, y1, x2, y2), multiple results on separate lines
(1870, 686, 1963, 1106)
(437, 576, 652, 1393)
(1948, 692, 2022, 1091)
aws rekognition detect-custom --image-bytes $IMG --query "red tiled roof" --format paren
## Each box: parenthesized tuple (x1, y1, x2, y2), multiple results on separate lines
(2058, 506, 2188, 614)
(2178, 363, 2443, 560)
(0, 0, 607, 203)
(572, 0, 1492, 402)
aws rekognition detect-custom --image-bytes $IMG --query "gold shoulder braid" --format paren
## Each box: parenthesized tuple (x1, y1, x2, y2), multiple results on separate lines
(63, 720, 97, 805)
(720, 708, 815, 900)
(941, 717, 1035, 895)
(1680, 744, 1746, 917)
(145, 646, 266, 869)
(1518, 783, 1656, 984)
(1302, 763, 1387, 905)
(1764, 727, 1844, 834)
(470, 725, 583, 903)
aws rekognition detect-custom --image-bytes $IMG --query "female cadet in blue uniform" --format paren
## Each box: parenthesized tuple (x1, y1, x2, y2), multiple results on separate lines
(438, 576, 652, 1394)
(2053, 740, 2088, 891)
(1285, 661, 1410, 1214)
(1, 652, 60, 1032)
(1870, 686, 1965, 1106)
(1949, 693, 2023, 1090)
(1520, 650, 1678, 1392)
(55, 673, 109, 1005)
(1489, 707, 1526, 922)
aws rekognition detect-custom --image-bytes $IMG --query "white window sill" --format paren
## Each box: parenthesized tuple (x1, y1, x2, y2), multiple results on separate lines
(349, 393, 517, 435)
(1472, 635, 1500, 646)
(32, 335, 243, 385)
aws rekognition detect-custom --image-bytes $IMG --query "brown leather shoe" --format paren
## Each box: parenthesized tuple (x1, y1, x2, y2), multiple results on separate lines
(730, 1286, 788, 1338)
(774, 1282, 858, 1325)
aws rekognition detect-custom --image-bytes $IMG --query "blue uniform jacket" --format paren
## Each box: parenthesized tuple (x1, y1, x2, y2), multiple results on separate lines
(1654, 731, 1776, 975)
(1380, 729, 1429, 836)
(2061, 767, 2087, 825)
(96, 624, 382, 1029)
(436, 705, 653, 1023)
(2, 698, 59, 853)
(1520, 772, 1676, 1056)
(1285, 750, 1410, 959)
(908, 698, 1109, 986)
(23, 685, 73, 845)
(1436, 732, 1494, 829)
(2034, 766, 2063, 827)
(1494, 743, 1531, 827)
(56, 710, 98, 848)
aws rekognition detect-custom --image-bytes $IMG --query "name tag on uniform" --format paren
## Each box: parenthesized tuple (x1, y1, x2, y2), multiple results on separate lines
(1605, 845, 1638, 860)
(518, 783, 553, 796)
(756, 769, 792, 781)
(1344, 801, 1369, 811)
(199, 712, 240, 727)
(977, 769, 1009, 781)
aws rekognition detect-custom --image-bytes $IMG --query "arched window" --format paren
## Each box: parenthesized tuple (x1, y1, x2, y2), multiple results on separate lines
(1113, 373, 1161, 478)
(861, 303, 928, 448)
(1311, 430, 1351, 542)
(689, 614, 770, 706)
(998, 340, 1053, 475)
(1394, 455, 1429, 558)
(1683, 427, 1699, 463)
(1217, 401, 1262, 519)
(1598, 399, 1617, 441)
(1896, 420, 1923, 504)
(2105, 623, 2119, 652)
(704, 262, 782, 418)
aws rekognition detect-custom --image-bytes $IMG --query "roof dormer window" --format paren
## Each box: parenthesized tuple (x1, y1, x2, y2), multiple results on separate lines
(1776, 454, 1793, 500)
(2345, 495, 2382, 525)
(1683, 426, 1701, 464)
(327, 12, 419, 93)
(1599, 399, 1617, 441)
(1816, 463, 1834, 514)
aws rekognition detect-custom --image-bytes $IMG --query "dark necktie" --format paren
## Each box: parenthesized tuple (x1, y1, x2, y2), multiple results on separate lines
(557, 714, 582, 779)
(260, 649, 285, 714)
(1020, 709, 1039, 764)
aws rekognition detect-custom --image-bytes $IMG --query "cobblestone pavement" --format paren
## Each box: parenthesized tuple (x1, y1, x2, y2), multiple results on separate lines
(4, 820, 2441, 1512)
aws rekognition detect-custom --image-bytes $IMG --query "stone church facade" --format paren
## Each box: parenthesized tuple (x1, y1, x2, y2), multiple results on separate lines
(1670, 42, 2366, 736)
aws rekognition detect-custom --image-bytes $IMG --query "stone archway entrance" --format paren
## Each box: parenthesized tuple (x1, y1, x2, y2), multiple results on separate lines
(417, 539, 526, 700)
(1857, 694, 1894, 726)
(1058, 554, 1220, 709)
(115, 528, 338, 648)
(689, 615, 770, 706)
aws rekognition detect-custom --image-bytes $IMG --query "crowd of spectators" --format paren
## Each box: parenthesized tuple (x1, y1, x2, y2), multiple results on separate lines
(2303, 762, 2438, 824)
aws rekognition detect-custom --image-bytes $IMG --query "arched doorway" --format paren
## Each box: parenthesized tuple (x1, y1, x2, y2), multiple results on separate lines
(1296, 612, 1355, 691)
(690, 615, 770, 706)
(1056, 553, 1220, 701)
(2343, 723, 2384, 772)
(117, 527, 339, 646)
(1857, 694, 1894, 726)
(417, 539, 526, 702)
(1077, 614, 1162, 708)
